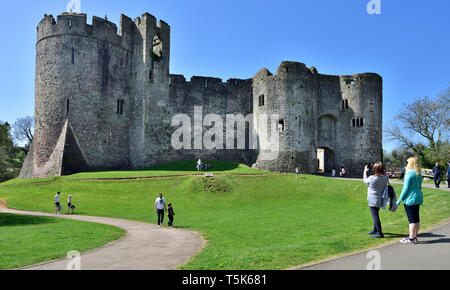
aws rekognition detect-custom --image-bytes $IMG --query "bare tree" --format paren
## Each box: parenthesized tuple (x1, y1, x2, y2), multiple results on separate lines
(12, 116, 34, 145)
(386, 88, 450, 151)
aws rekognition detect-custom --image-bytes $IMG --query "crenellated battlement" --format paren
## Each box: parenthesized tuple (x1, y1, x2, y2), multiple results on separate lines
(169, 74, 251, 91)
(36, 12, 170, 52)
(133, 12, 170, 34)
(37, 13, 130, 51)
(23, 11, 383, 180)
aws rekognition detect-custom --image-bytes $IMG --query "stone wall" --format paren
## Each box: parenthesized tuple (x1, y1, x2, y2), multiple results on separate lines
(33, 13, 134, 174)
(20, 12, 383, 179)
(167, 75, 254, 165)
(253, 62, 319, 173)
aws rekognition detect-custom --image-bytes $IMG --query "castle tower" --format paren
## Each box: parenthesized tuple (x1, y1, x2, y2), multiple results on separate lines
(336, 73, 383, 174)
(19, 12, 382, 179)
(252, 61, 383, 176)
(129, 13, 171, 169)
(253, 62, 319, 173)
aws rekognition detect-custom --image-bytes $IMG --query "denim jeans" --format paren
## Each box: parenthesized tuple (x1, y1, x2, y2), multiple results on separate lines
(157, 209, 165, 225)
(370, 207, 382, 234)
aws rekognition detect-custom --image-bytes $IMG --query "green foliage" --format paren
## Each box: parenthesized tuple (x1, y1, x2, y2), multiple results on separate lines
(385, 87, 450, 173)
(1, 171, 449, 270)
(0, 121, 24, 182)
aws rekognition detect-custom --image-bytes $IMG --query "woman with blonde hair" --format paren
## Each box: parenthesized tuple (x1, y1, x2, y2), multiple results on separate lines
(396, 156, 423, 244)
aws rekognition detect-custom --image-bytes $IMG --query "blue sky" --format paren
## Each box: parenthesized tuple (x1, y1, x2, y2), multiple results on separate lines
(0, 0, 449, 151)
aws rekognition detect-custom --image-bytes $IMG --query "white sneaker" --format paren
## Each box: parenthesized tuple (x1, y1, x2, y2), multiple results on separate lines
(400, 238, 414, 244)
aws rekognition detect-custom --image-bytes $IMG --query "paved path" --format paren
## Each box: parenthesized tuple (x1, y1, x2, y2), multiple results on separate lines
(0, 208, 205, 270)
(389, 180, 450, 191)
(329, 177, 450, 191)
(295, 221, 450, 270)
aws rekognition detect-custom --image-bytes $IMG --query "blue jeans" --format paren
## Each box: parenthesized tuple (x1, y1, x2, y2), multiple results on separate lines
(370, 207, 382, 234)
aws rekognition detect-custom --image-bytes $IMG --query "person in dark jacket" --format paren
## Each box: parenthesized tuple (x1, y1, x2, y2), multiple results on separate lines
(447, 161, 450, 188)
(167, 203, 175, 228)
(433, 163, 442, 188)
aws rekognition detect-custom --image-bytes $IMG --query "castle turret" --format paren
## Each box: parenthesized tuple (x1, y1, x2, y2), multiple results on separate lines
(20, 12, 382, 179)
(21, 12, 140, 178)
(129, 13, 172, 168)
(253, 62, 319, 173)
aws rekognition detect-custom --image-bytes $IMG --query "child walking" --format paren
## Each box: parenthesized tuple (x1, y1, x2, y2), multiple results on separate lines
(67, 195, 74, 214)
(167, 203, 175, 228)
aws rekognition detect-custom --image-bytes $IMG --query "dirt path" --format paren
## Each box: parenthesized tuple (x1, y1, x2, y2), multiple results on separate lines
(0, 208, 205, 270)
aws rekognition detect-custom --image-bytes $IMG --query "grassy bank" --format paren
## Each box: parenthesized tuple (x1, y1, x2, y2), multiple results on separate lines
(0, 213, 125, 270)
(0, 161, 448, 269)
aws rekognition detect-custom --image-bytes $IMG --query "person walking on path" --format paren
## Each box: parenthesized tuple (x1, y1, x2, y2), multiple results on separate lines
(155, 193, 167, 228)
(54, 192, 61, 215)
(167, 203, 175, 228)
(66, 195, 74, 214)
(433, 162, 442, 188)
(396, 156, 424, 244)
(364, 162, 388, 239)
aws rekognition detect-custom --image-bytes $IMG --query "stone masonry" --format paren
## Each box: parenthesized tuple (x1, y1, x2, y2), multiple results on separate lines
(20, 12, 383, 179)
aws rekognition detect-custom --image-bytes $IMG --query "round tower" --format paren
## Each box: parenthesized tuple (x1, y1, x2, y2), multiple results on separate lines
(337, 73, 383, 175)
(33, 12, 135, 175)
(253, 62, 319, 173)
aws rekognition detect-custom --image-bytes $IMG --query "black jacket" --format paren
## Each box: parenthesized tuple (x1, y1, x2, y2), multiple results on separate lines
(433, 166, 441, 177)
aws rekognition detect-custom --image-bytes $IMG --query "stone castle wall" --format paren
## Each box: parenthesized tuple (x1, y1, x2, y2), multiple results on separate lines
(20, 12, 383, 179)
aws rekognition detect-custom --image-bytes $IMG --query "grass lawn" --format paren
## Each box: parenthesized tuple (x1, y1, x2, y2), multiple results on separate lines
(0, 161, 449, 270)
(0, 161, 267, 186)
(0, 213, 125, 270)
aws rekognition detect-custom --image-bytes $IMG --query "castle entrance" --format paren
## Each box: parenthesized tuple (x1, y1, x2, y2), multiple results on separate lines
(317, 147, 334, 173)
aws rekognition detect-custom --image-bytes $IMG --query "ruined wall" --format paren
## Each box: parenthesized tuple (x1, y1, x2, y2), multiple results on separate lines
(253, 62, 319, 173)
(316, 73, 383, 176)
(30, 12, 135, 177)
(253, 62, 383, 176)
(21, 11, 383, 179)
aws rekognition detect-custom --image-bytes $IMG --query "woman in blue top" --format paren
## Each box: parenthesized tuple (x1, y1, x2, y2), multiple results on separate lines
(396, 156, 423, 244)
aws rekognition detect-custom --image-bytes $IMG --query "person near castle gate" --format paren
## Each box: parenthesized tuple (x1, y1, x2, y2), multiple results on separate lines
(363, 162, 388, 239)
(155, 193, 167, 228)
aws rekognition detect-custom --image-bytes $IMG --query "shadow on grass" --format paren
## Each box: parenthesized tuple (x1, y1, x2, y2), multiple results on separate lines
(0, 213, 57, 227)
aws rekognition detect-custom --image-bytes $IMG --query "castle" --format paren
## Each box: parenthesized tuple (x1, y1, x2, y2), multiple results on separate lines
(20, 12, 383, 179)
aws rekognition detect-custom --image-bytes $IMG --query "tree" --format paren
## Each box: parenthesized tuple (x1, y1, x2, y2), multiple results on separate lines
(0, 121, 19, 182)
(12, 116, 34, 146)
(385, 87, 450, 170)
(386, 88, 449, 150)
